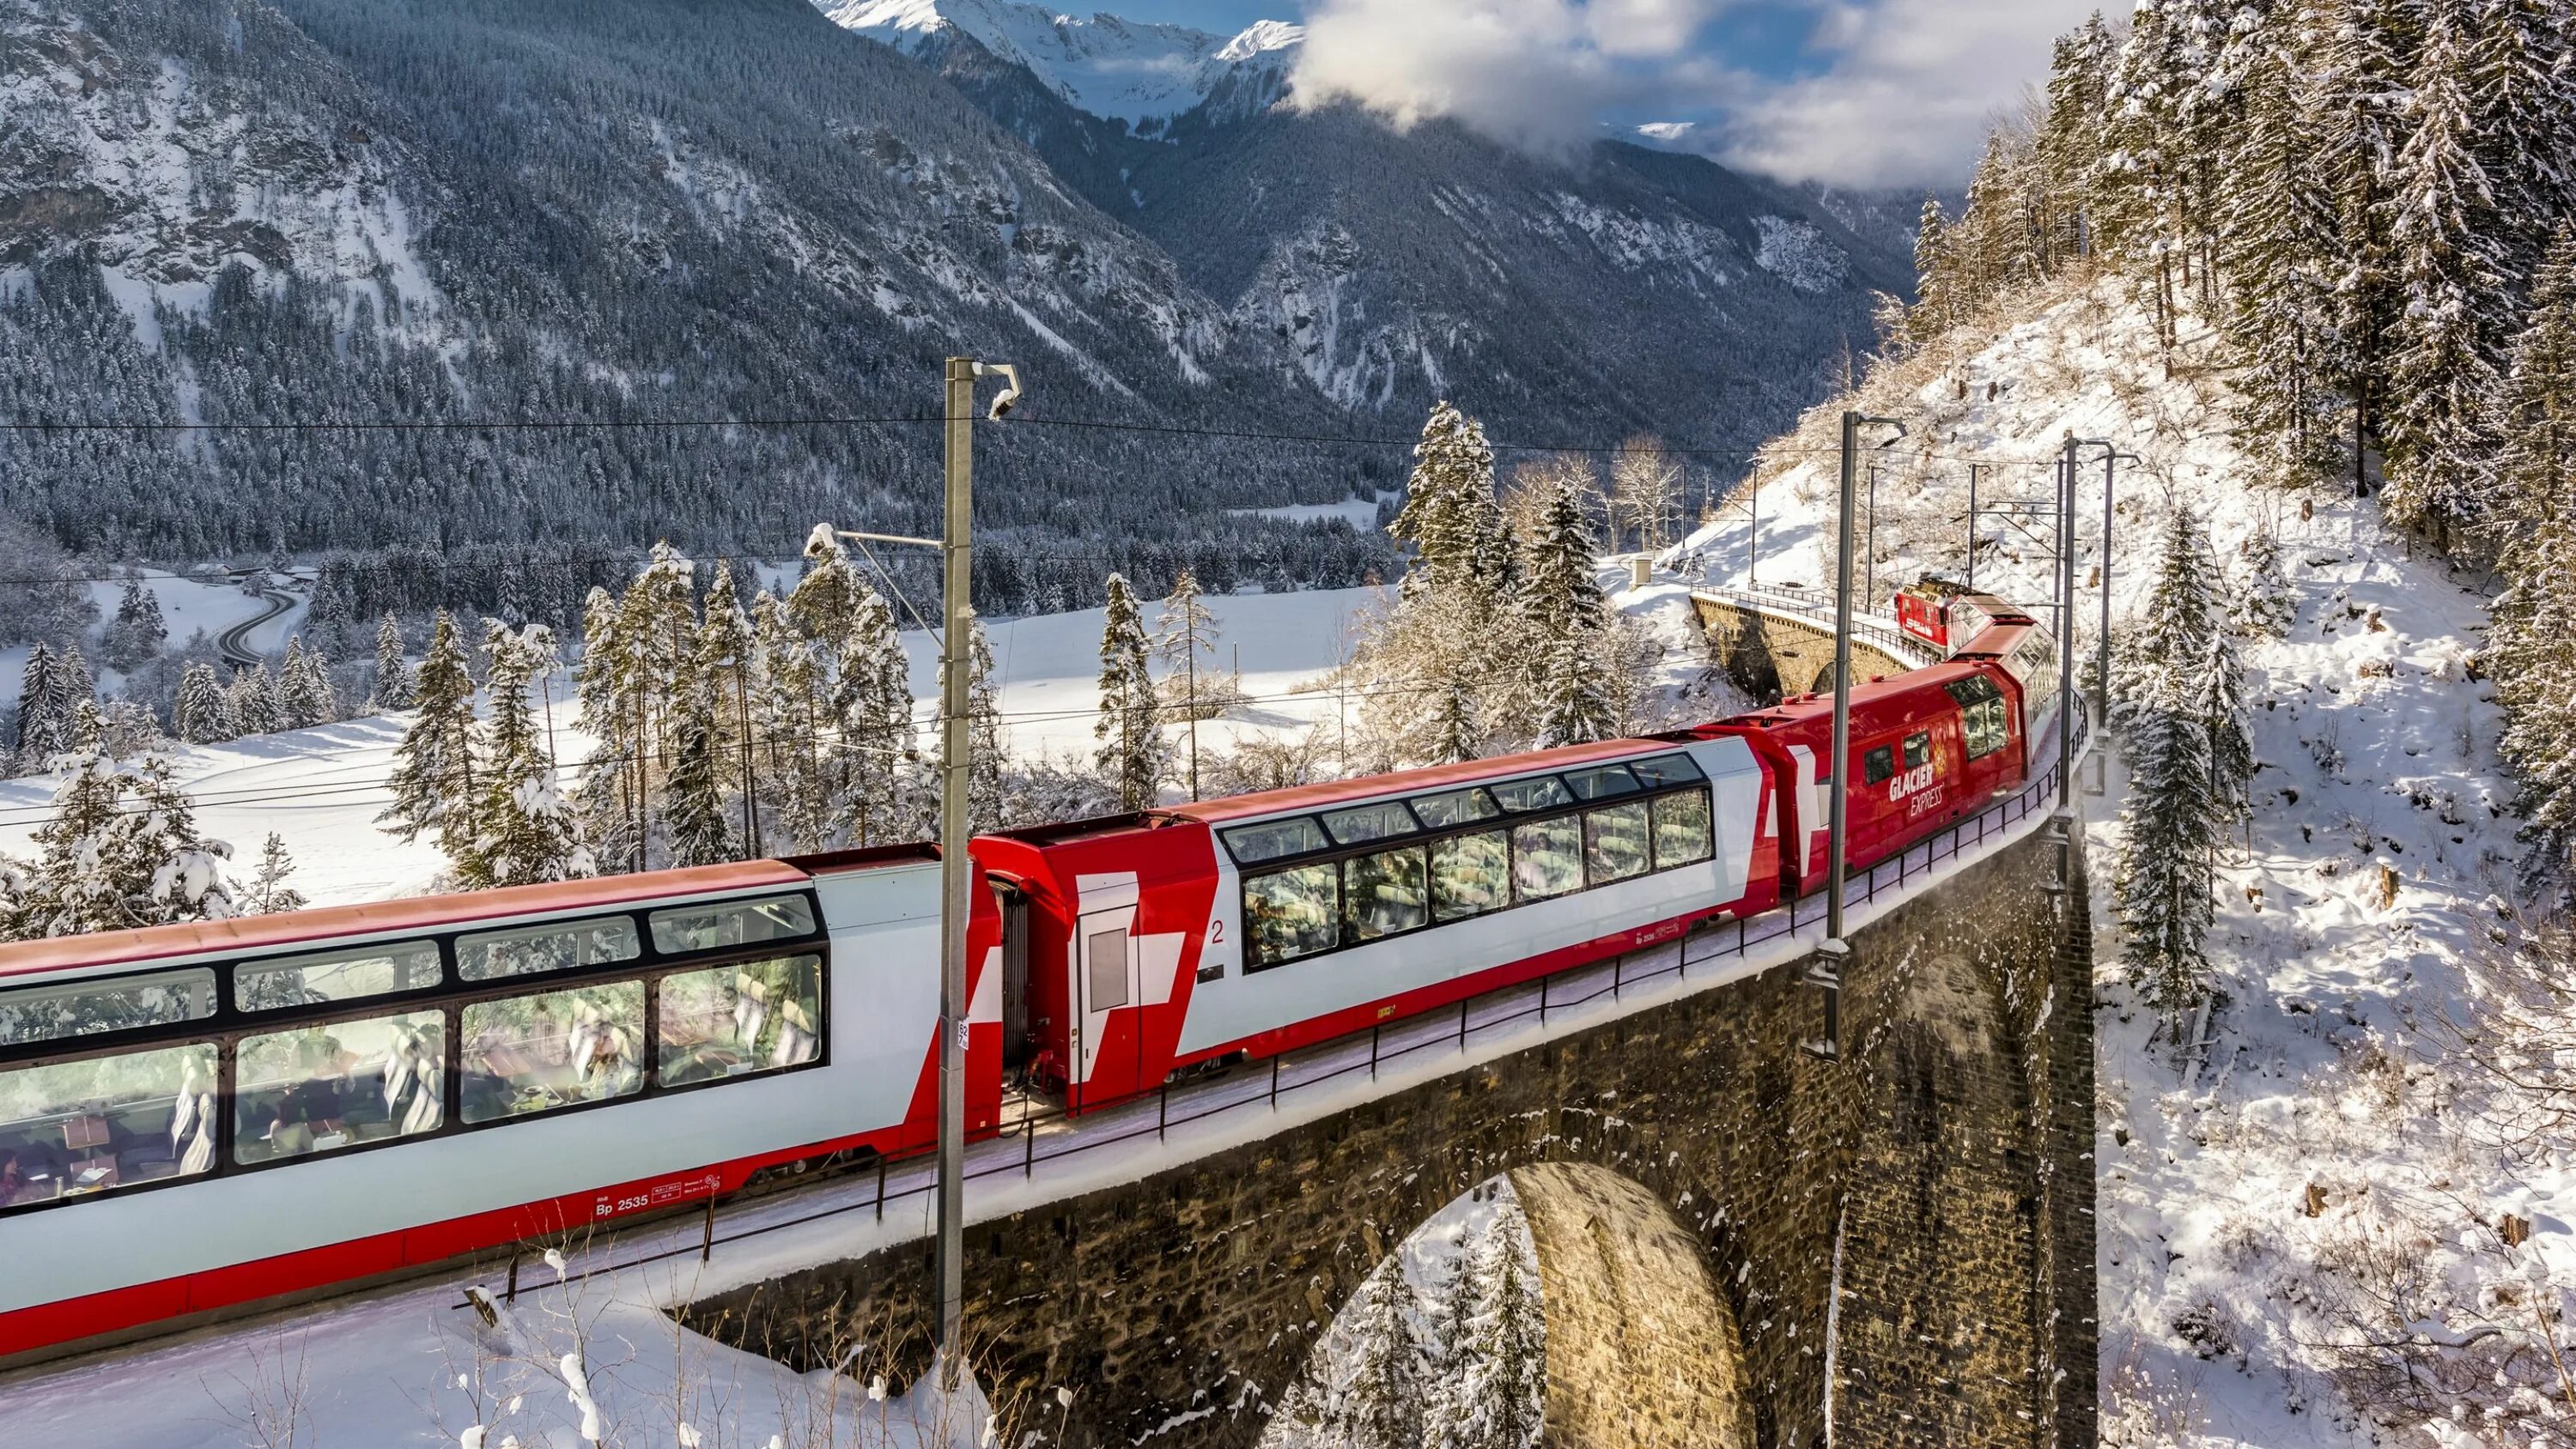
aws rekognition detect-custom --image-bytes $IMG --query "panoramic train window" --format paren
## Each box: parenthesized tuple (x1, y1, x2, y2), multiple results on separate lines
(1862, 745, 1896, 786)
(1652, 792, 1715, 868)
(659, 955, 824, 1087)
(459, 916, 643, 982)
(1222, 816, 1330, 864)
(1244, 861, 1340, 967)
(1564, 764, 1642, 801)
(1629, 753, 1704, 788)
(234, 1010, 445, 1166)
(1491, 776, 1572, 814)
(1430, 830, 1510, 921)
(1583, 801, 1652, 884)
(0, 1041, 218, 1207)
(1409, 786, 1501, 829)
(648, 894, 816, 956)
(1343, 846, 1429, 943)
(237, 941, 441, 1013)
(0, 967, 216, 1047)
(1947, 676, 2009, 760)
(459, 980, 647, 1124)
(1321, 801, 1419, 846)
(1511, 817, 1583, 900)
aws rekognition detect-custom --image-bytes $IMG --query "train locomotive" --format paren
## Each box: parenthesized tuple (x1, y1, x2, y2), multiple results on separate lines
(0, 598, 2052, 1364)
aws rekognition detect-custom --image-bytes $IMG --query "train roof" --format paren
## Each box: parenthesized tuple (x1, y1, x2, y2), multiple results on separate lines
(0, 858, 817, 980)
(1165, 736, 1698, 827)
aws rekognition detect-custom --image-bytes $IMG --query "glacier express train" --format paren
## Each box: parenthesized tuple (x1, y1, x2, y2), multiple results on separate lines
(0, 602, 2052, 1365)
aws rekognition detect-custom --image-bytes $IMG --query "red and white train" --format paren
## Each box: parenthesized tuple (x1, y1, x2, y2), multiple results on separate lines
(0, 599, 2055, 1366)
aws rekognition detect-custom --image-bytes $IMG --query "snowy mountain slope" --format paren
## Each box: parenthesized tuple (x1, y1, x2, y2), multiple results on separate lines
(820, 0, 1299, 133)
(1674, 276, 2555, 1444)
(0, 0, 444, 330)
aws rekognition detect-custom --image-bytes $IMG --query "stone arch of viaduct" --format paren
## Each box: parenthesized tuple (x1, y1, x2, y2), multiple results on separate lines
(1690, 592, 1920, 704)
(683, 814, 2096, 1449)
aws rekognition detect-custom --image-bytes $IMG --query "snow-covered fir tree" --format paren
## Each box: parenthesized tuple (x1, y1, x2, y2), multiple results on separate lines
(173, 662, 233, 744)
(1310, 1257, 1425, 1449)
(279, 635, 337, 728)
(1522, 478, 1619, 748)
(101, 579, 167, 671)
(833, 586, 927, 847)
(1094, 572, 1165, 810)
(243, 833, 307, 915)
(751, 588, 830, 852)
(457, 621, 587, 888)
(1425, 1199, 1546, 1449)
(2379, 0, 2512, 541)
(372, 614, 414, 711)
(2489, 227, 2576, 874)
(224, 662, 285, 737)
(1388, 402, 1506, 603)
(2219, 40, 2343, 478)
(12, 643, 76, 773)
(377, 609, 478, 855)
(661, 686, 738, 870)
(0, 747, 235, 939)
(1157, 567, 1222, 798)
(965, 611, 1007, 834)
(2112, 511, 2239, 1016)
(2230, 524, 2297, 640)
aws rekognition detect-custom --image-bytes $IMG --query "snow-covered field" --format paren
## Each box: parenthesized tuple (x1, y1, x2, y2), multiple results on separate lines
(1671, 276, 2555, 1444)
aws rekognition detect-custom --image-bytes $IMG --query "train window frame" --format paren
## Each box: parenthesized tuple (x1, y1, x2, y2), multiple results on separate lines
(1902, 732, 1931, 771)
(0, 967, 218, 1049)
(647, 894, 819, 957)
(1409, 786, 1502, 830)
(234, 940, 444, 1015)
(1946, 675, 2009, 761)
(1220, 816, 1332, 865)
(1320, 801, 1421, 847)
(1489, 775, 1573, 814)
(1862, 745, 1896, 786)
(1628, 754, 1704, 789)
(1564, 765, 1642, 802)
(458, 915, 645, 983)
(0, 888, 835, 1216)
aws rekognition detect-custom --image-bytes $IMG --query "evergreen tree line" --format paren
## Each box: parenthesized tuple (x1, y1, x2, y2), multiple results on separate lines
(1346, 403, 1665, 771)
(1271, 1188, 1546, 1449)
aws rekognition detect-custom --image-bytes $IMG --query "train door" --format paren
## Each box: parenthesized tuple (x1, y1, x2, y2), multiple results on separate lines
(993, 882, 1031, 1072)
(1073, 909, 1143, 1111)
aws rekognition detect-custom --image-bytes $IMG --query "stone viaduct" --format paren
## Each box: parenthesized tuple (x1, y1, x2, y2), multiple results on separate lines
(682, 814, 2098, 1448)
(1690, 590, 1921, 703)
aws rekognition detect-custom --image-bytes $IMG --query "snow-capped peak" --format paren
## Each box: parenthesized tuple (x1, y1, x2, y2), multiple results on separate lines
(819, 0, 1303, 130)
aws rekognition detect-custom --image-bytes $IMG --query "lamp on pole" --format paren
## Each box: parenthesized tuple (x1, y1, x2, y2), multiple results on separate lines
(815, 354, 1022, 1375)
(1808, 409, 1906, 1061)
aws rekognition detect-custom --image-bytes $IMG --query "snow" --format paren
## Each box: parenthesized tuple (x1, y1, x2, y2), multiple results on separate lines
(820, 0, 1302, 130)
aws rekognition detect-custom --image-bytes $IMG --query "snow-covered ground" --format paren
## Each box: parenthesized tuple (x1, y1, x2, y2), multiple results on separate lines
(1669, 276, 2555, 1444)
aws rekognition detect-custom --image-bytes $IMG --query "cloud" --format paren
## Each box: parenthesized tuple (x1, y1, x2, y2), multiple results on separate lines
(1288, 0, 1728, 151)
(1286, 0, 2092, 189)
(1710, 0, 2097, 188)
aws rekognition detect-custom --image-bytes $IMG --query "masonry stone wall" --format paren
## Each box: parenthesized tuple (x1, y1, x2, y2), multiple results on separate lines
(682, 821, 2097, 1448)
(1691, 595, 1914, 704)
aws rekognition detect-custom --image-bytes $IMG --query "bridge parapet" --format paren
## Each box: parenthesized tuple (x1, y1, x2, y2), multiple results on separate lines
(1690, 587, 1936, 704)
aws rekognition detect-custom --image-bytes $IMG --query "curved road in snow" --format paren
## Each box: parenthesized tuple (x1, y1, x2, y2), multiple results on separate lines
(216, 589, 296, 670)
